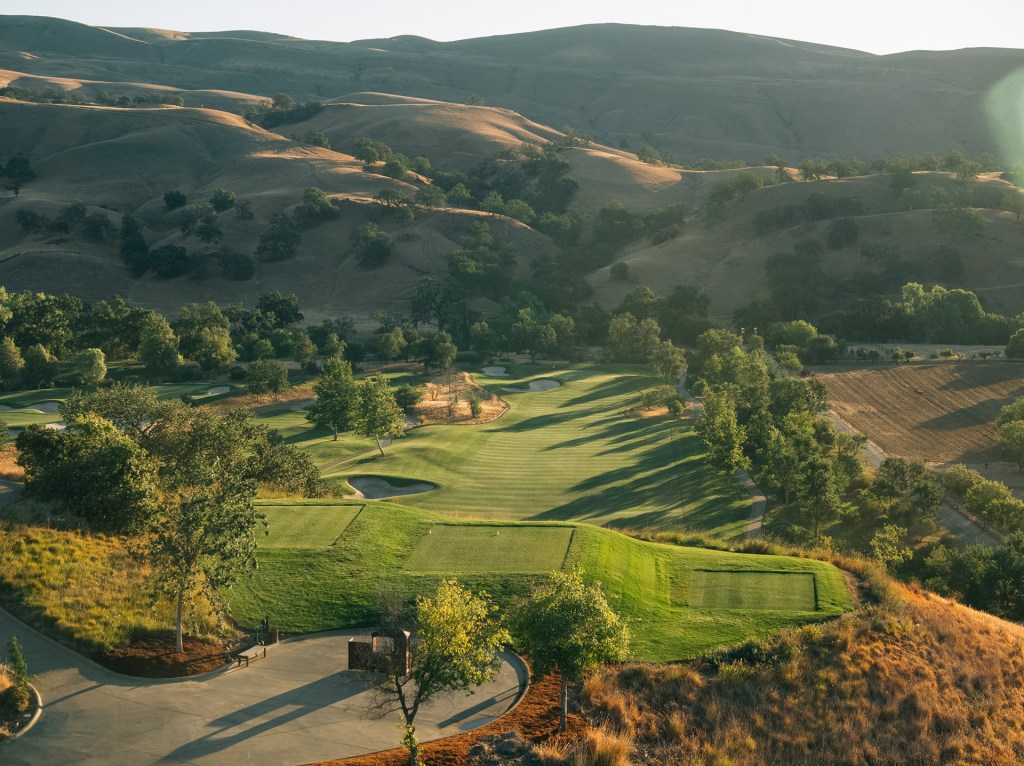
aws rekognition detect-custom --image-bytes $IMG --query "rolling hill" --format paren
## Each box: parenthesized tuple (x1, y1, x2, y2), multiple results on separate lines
(2, 15, 1024, 163)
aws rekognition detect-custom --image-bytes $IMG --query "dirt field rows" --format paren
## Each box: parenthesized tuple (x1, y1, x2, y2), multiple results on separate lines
(818, 362, 1024, 464)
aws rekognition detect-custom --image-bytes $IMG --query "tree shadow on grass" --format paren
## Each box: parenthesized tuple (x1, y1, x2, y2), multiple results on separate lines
(531, 435, 747, 533)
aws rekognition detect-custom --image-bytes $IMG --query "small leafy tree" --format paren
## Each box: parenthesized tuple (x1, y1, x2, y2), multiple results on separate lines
(507, 568, 630, 732)
(306, 356, 359, 440)
(355, 374, 406, 456)
(870, 524, 912, 571)
(0, 336, 25, 387)
(71, 347, 106, 386)
(5, 635, 31, 713)
(138, 313, 182, 380)
(367, 580, 509, 766)
(997, 420, 1024, 473)
(210, 188, 235, 212)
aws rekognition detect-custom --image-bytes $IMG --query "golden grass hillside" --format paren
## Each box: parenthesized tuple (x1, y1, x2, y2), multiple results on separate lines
(589, 172, 1024, 322)
(562, 581, 1024, 766)
(0, 98, 553, 321)
(3, 16, 1020, 164)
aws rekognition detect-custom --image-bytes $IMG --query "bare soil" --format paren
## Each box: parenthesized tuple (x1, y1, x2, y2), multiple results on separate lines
(818, 361, 1024, 463)
(411, 371, 508, 425)
(98, 633, 229, 678)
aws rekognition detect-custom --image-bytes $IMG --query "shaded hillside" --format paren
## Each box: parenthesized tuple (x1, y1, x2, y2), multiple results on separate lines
(2, 15, 1023, 163)
(0, 98, 551, 322)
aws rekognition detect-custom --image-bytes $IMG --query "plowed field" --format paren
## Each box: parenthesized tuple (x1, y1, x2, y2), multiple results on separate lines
(818, 362, 1024, 463)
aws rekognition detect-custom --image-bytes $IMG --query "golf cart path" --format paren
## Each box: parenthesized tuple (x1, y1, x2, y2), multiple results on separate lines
(0, 607, 526, 766)
(828, 411, 1000, 547)
(677, 376, 765, 538)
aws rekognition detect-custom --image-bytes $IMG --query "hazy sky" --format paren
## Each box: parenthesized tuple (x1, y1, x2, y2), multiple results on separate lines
(4, 0, 1022, 54)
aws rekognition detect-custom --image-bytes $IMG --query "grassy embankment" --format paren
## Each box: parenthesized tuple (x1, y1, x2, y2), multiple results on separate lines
(227, 501, 851, 662)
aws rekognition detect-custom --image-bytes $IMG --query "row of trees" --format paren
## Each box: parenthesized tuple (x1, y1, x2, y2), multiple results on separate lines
(0, 288, 354, 390)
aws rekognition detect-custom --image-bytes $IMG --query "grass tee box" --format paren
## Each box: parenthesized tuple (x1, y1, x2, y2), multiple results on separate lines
(404, 524, 574, 573)
(260, 505, 363, 548)
(680, 570, 818, 611)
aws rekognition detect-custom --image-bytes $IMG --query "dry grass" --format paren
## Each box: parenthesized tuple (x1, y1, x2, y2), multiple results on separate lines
(577, 581, 1024, 765)
(0, 445, 24, 482)
(0, 518, 218, 651)
(819, 361, 1024, 463)
(410, 371, 508, 425)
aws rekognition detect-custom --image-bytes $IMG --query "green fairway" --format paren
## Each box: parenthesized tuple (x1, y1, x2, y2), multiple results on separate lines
(403, 524, 574, 573)
(227, 500, 853, 662)
(260, 505, 363, 548)
(260, 364, 751, 537)
(680, 570, 818, 611)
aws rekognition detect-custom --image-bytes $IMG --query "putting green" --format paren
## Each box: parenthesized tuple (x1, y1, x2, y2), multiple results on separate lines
(403, 524, 574, 573)
(680, 570, 818, 611)
(260, 505, 363, 548)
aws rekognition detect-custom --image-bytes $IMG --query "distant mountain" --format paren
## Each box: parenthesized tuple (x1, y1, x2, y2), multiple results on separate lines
(2, 15, 1022, 162)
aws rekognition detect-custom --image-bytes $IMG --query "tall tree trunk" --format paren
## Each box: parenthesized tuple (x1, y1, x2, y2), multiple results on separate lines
(559, 674, 568, 732)
(175, 587, 185, 654)
(333, 428, 338, 442)
(375, 434, 385, 456)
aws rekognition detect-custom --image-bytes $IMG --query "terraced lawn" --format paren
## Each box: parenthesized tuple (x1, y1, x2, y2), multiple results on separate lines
(229, 501, 852, 662)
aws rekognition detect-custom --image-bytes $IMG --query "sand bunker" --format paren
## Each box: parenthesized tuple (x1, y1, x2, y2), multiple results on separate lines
(43, 422, 67, 431)
(502, 379, 561, 393)
(348, 476, 437, 500)
(206, 386, 231, 395)
(34, 401, 61, 413)
(481, 366, 508, 376)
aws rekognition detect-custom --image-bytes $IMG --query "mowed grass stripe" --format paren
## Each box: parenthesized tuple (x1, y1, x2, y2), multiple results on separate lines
(683, 570, 818, 611)
(403, 524, 574, 573)
(259, 505, 363, 548)
(318, 365, 750, 536)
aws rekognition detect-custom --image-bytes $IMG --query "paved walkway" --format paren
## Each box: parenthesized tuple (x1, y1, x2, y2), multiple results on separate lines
(0, 608, 526, 766)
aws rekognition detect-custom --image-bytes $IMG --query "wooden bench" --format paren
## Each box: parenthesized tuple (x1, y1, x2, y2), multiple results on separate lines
(235, 645, 266, 668)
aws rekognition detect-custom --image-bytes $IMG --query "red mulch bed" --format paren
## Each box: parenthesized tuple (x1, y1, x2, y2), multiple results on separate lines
(98, 633, 229, 678)
(315, 672, 586, 766)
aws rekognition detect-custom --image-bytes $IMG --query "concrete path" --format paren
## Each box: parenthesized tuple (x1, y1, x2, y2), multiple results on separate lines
(0, 608, 526, 766)
(828, 412, 1000, 547)
(737, 469, 767, 538)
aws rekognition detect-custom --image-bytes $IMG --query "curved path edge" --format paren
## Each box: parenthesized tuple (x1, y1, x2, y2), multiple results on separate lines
(0, 605, 527, 766)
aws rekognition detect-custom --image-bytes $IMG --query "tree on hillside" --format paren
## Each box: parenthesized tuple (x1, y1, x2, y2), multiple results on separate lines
(256, 213, 301, 262)
(356, 374, 406, 456)
(306, 356, 359, 440)
(4, 153, 35, 195)
(164, 190, 187, 210)
(352, 222, 393, 267)
(870, 524, 912, 572)
(210, 188, 235, 212)
(21, 344, 56, 389)
(367, 580, 509, 766)
(1006, 329, 1024, 360)
(507, 568, 630, 732)
(798, 158, 828, 181)
(138, 313, 182, 380)
(414, 185, 446, 211)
